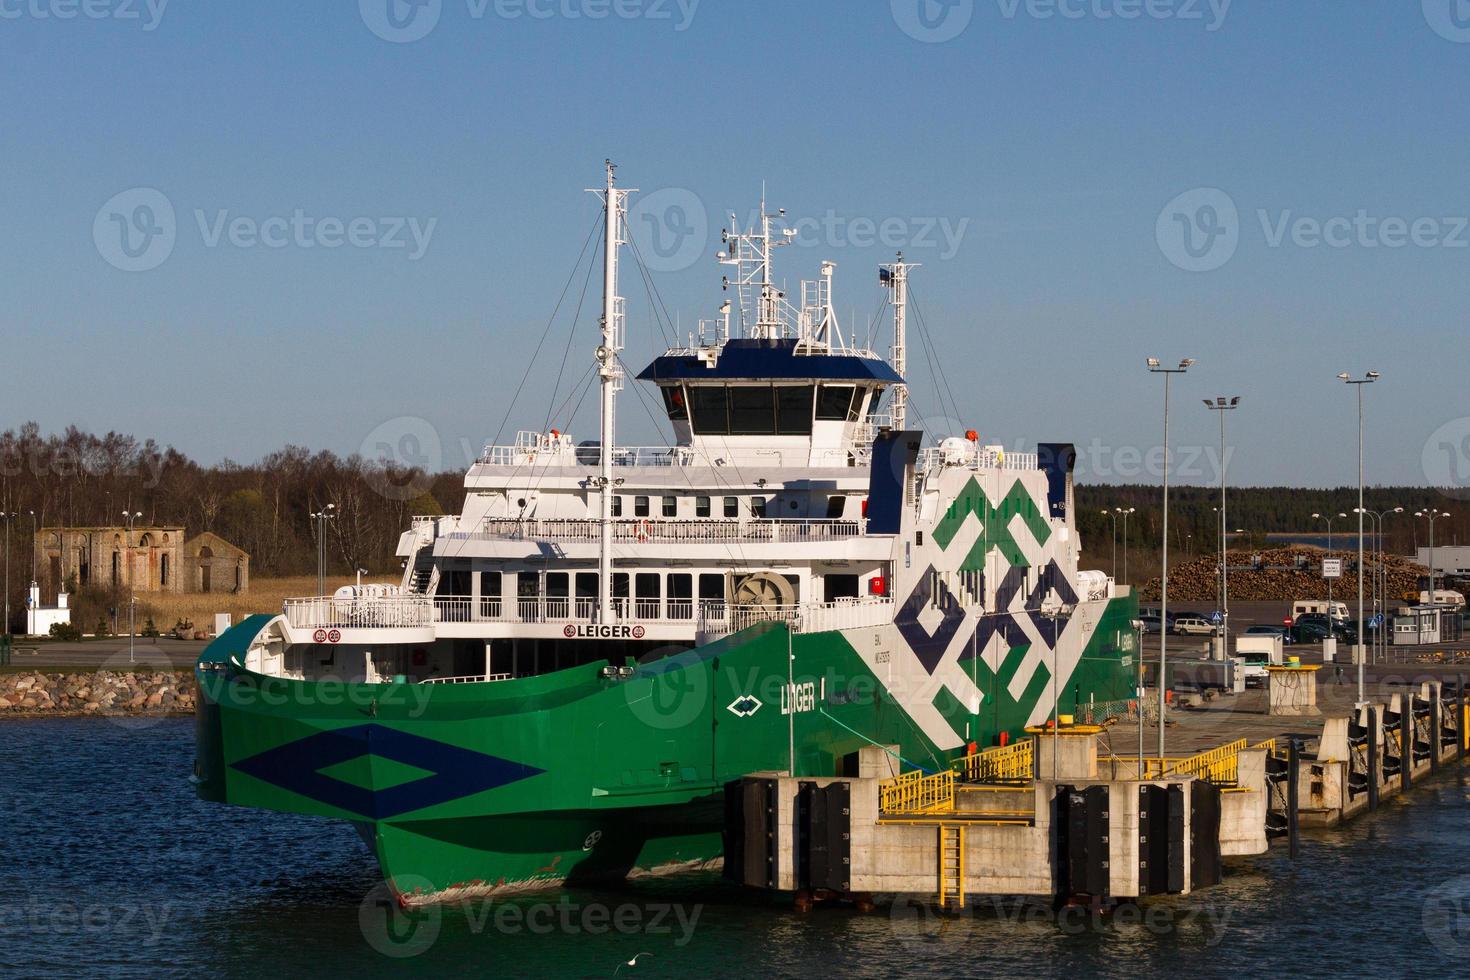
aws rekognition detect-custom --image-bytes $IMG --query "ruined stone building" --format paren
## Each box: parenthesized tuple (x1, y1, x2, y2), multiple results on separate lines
(34, 526, 250, 595)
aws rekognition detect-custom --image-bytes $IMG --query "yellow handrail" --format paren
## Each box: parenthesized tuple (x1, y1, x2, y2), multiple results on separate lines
(962, 740, 1034, 783)
(879, 769, 955, 813)
(1170, 738, 1248, 784)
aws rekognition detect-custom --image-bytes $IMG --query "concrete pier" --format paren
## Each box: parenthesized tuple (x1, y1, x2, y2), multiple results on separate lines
(726, 678, 1470, 910)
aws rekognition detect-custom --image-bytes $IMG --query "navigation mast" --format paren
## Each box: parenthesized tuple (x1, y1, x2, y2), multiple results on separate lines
(880, 253, 916, 430)
(590, 161, 634, 624)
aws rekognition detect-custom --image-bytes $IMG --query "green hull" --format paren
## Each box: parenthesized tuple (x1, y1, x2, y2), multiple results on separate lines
(195, 599, 1135, 902)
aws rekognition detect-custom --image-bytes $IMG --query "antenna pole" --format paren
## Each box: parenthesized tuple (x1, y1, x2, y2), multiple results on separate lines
(590, 161, 634, 625)
(881, 253, 915, 431)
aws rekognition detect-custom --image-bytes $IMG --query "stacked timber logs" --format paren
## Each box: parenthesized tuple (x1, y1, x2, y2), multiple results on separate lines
(1137, 547, 1427, 602)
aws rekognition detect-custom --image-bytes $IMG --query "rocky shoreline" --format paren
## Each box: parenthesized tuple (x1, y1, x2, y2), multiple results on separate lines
(0, 670, 196, 716)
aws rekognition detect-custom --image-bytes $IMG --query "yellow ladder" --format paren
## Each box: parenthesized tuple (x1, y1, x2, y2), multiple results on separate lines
(938, 824, 965, 910)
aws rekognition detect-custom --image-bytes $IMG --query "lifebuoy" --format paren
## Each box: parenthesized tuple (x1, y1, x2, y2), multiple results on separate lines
(635, 519, 653, 542)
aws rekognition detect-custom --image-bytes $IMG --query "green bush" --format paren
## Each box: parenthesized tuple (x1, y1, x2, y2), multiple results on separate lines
(48, 621, 83, 642)
(141, 618, 160, 638)
(95, 618, 112, 638)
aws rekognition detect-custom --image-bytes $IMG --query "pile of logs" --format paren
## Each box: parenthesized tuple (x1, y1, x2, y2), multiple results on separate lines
(1138, 547, 1427, 602)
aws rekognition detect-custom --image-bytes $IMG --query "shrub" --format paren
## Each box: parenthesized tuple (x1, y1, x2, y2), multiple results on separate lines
(141, 618, 161, 638)
(48, 621, 83, 642)
(95, 618, 112, 638)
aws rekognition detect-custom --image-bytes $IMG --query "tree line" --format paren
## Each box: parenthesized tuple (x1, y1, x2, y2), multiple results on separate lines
(1, 423, 465, 634)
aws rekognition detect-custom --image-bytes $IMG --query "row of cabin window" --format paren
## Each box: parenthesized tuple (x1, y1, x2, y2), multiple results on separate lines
(474, 570, 726, 603)
(661, 383, 867, 435)
(611, 494, 849, 519)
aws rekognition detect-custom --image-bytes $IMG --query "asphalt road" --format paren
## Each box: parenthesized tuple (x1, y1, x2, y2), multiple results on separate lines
(3, 637, 209, 670)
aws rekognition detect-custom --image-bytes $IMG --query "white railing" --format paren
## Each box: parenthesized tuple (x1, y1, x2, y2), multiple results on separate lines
(476, 442, 857, 469)
(283, 595, 434, 630)
(428, 595, 695, 627)
(463, 518, 868, 545)
(420, 673, 513, 685)
(697, 598, 896, 637)
(917, 447, 1039, 472)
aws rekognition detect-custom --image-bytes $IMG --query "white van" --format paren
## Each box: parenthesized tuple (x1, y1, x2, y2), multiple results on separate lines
(1292, 599, 1348, 622)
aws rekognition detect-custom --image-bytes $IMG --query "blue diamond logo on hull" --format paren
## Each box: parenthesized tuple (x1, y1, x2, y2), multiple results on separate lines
(230, 724, 544, 820)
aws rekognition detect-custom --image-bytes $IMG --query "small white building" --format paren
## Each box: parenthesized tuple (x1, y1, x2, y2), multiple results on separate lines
(25, 583, 71, 637)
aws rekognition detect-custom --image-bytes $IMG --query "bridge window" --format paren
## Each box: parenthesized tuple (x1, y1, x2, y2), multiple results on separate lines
(695, 496, 711, 518)
(751, 497, 768, 518)
(660, 384, 688, 421)
(815, 384, 857, 421)
(688, 386, 729, 433)
(729, 385, 777, 435)
(661, 495, 677, 517)
(634, 496, 650, 518)
(776, 385, 814, 435)
(723, 496, 739, 518)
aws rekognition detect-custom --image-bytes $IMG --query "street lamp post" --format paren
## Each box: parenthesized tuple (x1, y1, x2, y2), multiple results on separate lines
(123, 510, 142, 664)
(2, 509, 17, 637)
(310, 503, 336, 597)
(1376, 507, 1403, 662)
(1148, 356, 1194, 757)
(1102, 509, 1119, 582)
(1338, 371, 1378, 703)
(1311, 511, 1348, 639)
(1415, 509, 1452, 604)
(1116, 507, 1136, 586)
(1205, 396, 1240, 652)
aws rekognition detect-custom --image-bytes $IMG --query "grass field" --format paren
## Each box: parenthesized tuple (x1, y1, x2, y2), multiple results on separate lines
(133, 575, 398, 631)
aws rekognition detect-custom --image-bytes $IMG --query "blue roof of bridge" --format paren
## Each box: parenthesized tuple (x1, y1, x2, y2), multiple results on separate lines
(636, 338, 902, 384)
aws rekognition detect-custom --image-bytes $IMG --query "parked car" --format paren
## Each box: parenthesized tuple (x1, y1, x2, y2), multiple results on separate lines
(1139, 615, 1163, 635)
(1291, 619, 1357, 644)
(1245, 624, 1294, 645)
(1172, 616, 1215, 636)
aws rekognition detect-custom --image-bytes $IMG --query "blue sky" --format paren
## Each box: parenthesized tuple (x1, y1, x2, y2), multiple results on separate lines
(2, 1, 1468, 488)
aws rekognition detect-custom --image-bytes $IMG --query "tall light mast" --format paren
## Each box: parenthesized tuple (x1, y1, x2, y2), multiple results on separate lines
(880, 253, 916, 430)
(590, 161, 633, 624)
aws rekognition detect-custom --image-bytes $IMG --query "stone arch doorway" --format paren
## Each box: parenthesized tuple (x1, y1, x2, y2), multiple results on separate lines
(198, 545, 213, 593)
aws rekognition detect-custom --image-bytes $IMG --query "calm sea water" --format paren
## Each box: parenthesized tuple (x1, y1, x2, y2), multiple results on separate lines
(5, 717, 1470, 979)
